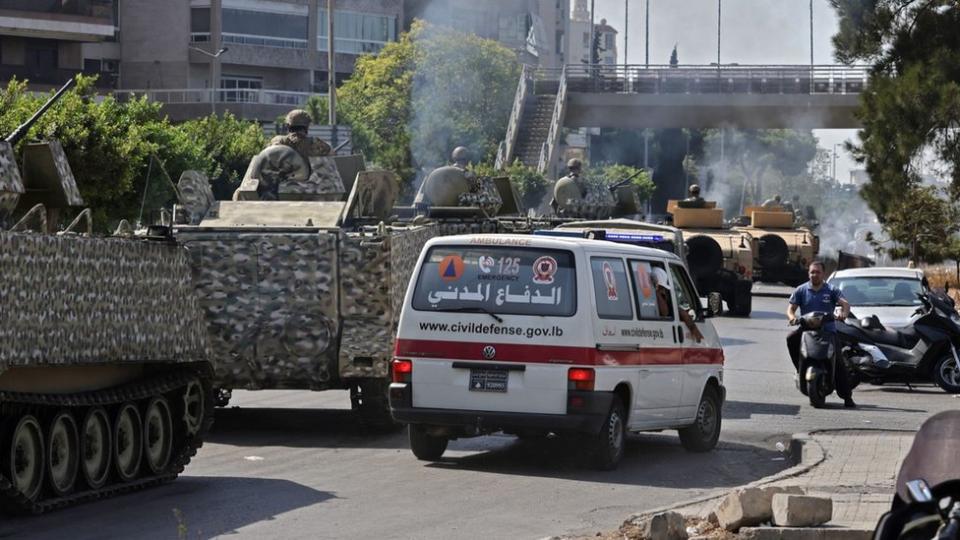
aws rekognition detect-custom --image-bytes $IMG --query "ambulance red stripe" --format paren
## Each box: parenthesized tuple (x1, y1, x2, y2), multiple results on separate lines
(394, 338, 723, 366)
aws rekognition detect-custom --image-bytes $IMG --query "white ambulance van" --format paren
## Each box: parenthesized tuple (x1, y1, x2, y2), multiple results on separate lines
(389, 234, 725, 470)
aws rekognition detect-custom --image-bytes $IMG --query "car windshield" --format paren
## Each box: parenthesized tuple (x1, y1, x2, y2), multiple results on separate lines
(411, 245, 577, 316)
(830, 276, 923, 306)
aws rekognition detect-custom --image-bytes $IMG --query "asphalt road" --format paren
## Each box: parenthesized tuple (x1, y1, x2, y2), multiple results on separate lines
(4, 296, 957, 540)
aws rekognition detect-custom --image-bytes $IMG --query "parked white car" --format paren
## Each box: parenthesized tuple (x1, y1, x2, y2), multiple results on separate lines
(827, 267, 930, 328)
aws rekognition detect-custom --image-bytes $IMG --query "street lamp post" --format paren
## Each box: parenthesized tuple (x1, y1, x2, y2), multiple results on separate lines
(188, 46, 229, 116)
(832, 143, 841, 183)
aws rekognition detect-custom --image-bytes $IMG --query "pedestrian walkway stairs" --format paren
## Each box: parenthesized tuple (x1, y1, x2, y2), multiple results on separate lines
(496, 66, 568, 179)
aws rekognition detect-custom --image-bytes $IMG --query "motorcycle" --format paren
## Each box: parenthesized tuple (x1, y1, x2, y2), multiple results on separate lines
(839, 292, 960, 394)
(789, 312, 850, 408)
(873, 410, 960, 539)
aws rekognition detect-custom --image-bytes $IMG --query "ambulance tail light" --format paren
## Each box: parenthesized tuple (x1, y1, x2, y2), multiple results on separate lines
(568, 368, 595, 391)
(392, 358, 413, 383)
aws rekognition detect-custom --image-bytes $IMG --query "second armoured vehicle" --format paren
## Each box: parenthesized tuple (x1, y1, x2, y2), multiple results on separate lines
(665, 200, 754, 316)
(0, 81, 213, 513)
(734, 205, 818, 287)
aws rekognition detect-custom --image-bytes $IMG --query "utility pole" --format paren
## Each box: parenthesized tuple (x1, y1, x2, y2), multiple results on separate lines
(624, 0, 628, 65)
(644, 0, 649, 68)
(589, 0, 595, 66)
(717, 0, 721, 67)
(327, 0, 337, 147)
(809, 0, 814, 66)
(188, 46, 229, 116)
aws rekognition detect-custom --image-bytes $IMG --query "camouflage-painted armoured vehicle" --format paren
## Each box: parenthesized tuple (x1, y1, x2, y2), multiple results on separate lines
(667, 200, 754, 316)
(0, 83, 213, 514)
(733, 205, 818, 287)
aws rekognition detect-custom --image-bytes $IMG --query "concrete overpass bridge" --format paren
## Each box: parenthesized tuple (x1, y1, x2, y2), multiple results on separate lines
(496, 64, 869, 178)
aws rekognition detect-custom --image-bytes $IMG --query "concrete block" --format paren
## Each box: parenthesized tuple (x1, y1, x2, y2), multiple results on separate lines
(634, 511, 688, 540)
(714, 486, 804, 531)
(771, 494, 832, 527)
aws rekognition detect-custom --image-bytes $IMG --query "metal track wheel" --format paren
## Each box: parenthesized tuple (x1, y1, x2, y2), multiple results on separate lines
(182, 379, 205, 437)
(143, 398, 173, 474)
(114, 403, 143, 482)
(47, 411, 79, 496)
(81, 407, 111, 489)
(7, 415, 45, 501)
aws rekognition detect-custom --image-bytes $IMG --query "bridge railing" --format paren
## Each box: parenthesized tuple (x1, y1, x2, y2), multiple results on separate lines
(535, 64, 869, 95)
(496, 64, 533, 170)
(538, 65, 568, 178)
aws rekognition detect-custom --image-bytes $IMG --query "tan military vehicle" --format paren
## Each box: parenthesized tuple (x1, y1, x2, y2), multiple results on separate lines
(666, 200, 754, 316)
(0, 82, 213, 513)
(733, 205, 818, 286)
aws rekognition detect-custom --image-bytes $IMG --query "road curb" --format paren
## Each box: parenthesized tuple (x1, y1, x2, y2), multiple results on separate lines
(738, 526, 873, 539)
(623, 432, 827, 523)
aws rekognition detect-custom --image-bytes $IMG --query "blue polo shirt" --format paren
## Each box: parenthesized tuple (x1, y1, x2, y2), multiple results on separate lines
(789, 281, 844, 333)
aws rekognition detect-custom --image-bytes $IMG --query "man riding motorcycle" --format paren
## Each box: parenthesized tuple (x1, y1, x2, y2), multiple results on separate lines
(786, 261, 856, 407)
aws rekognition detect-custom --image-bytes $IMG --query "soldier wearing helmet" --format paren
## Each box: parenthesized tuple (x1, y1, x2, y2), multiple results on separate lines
(677, 184, 706, 208)
(762, 194, 783, 208)
(413, 146, 482, 207)
(550, 158, 587, 216)
(269, 109, 332, 166)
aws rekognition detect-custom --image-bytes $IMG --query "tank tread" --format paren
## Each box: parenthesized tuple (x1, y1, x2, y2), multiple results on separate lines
(0, 365, 213, 515)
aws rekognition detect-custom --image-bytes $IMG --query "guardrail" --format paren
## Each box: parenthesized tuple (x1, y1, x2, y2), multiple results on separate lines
(112, 88, 316, 107)
(496, 64, 533, 170)
(535, 64, 870, 95)
(538, 65, 568, 177)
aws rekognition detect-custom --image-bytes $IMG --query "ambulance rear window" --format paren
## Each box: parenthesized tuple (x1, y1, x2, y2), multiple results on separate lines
(412, 246, 576, 317)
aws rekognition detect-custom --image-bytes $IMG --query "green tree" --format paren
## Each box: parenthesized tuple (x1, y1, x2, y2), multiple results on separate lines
(339, 20, 521, 186)
(305, 94, 329, 125)
(179, 112, 266, 199)
(0, 76, 265, 230)
(879, 185, 960, 263)
(830, 0, 960, 219)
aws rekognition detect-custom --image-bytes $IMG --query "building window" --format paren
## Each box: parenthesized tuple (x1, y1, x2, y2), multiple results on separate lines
(220, 75, 262, 102)
(318, 10, 397, 54)
(582, 31, 589, 47)
(605, 33, 615, 50)
(190, 7, 210, 42)
(221, 8, 308, 49)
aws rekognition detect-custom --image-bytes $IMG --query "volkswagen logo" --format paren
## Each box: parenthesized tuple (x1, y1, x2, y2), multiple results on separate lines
(482, 345, 496, 360)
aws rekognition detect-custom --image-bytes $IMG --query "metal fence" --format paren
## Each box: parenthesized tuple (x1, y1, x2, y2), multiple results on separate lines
(534, 64, 870, 95)
(112, 88, 316, 107)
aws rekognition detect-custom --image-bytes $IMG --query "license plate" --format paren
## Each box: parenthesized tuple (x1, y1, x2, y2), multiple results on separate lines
(469, 369, 508, 393)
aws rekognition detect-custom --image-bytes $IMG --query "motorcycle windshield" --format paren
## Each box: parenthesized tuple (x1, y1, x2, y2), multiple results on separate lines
(895, 410, 960, 504)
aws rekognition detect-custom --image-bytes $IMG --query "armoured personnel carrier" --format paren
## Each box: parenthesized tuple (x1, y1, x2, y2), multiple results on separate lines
(0, 82, 213, 514)
(733, 205, 818, 286)
(666, 200, 754, 316)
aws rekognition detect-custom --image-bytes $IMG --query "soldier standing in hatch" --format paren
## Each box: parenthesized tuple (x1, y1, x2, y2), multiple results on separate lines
(269, 109, 331, 167)
(551, 158, 587, 216)
(677, 184, 706, 208)
(762, 194, 783, 208)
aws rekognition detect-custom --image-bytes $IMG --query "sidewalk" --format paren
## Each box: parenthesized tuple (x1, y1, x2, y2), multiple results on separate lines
(570, 429, 918, 539)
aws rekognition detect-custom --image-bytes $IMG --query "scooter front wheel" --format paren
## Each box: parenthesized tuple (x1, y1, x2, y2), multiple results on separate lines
(932, 354, 960, 394)
(807, 376, 826, 408)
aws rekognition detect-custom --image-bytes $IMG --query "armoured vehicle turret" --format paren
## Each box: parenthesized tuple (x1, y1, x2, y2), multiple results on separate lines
(667, 200, 754, 316)
(0, 81, 214, 513)
(733, 205, 818, 286)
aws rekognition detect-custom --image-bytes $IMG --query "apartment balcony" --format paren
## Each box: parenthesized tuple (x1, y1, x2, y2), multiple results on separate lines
(0, 8, 114, 42)
(112, 88, 315, 122)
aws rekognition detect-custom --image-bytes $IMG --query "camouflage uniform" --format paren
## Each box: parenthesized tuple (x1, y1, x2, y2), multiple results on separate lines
(270, 109, 331, 166)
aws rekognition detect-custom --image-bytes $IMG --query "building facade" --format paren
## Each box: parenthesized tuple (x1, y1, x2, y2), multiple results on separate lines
(0, 0, 119, 90)
(567, 0, 617, 65)
(119, 0, 402, 121)
(403, 0, 569, 69)
(0, 0, 401, 121)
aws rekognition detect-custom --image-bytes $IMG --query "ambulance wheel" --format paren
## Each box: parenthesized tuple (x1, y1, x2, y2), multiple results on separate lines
(590, 397, 626, 470)
(679, 386, 721, 452)
(409, 425, 447, 461)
